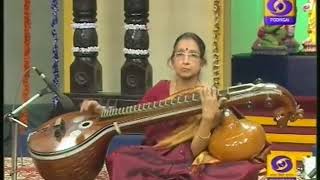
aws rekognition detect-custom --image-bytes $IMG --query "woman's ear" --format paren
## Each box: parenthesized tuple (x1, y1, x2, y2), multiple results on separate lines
(200, 61, 205, 67)
(200, 58, 207, 67)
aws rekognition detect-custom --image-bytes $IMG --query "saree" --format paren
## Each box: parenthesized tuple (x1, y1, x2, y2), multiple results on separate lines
(105, 80, 266, 180)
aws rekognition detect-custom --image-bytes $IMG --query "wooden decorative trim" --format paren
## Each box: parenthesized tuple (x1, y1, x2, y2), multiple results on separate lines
(212, 0, 230, 89)
(212, 0, 223, 89)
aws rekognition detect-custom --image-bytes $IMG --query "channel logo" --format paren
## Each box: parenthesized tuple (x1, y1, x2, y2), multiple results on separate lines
(264, 0, 296, 25)
(267, 153, 297, 180)
(271, 156, 293, 173)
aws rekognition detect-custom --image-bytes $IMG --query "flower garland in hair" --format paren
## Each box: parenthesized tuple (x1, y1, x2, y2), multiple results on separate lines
(20, 0, 31, 129)
(50, 0, 60, 108)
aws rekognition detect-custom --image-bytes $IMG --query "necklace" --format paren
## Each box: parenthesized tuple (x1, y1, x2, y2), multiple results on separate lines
(170, 79, 201, 95)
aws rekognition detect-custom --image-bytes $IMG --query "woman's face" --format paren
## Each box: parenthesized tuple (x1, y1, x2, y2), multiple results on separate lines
(171, 39, 202, 80)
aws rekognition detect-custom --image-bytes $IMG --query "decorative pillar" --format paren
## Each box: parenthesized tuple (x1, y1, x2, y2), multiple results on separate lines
(121, 0, 152, 95)
(70, 0, 102, 93)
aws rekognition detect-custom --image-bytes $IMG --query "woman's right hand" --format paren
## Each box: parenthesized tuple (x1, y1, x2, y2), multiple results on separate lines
(199, 86, 219, 121)
(80, 100, 105, 114)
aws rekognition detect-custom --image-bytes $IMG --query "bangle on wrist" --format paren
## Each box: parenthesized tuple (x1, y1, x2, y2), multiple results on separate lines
(198, 132, 211, 140)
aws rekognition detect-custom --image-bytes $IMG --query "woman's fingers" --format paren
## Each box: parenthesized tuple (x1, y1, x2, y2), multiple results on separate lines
(200, 86, 218, 108)
(80, 100, 101, 113)
(80, 100, 89, 112)
(199, 86, 205, 101)
(200, 86, 217, 99)
(211, 87, 217, 100)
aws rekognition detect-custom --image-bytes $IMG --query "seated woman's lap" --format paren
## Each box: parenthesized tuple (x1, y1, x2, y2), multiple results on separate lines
(105, 143, 264, 180)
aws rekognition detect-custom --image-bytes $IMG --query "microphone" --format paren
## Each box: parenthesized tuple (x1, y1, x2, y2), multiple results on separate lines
(32, 67, 76, 112)
(32, 67, 60, 98)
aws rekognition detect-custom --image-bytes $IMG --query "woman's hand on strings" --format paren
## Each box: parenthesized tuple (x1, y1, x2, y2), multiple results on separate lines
(80, 100, 105, 114)
(199, 86, 220, 124)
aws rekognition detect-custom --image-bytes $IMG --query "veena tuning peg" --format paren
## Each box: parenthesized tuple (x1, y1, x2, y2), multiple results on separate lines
(253, 78, 263, 84)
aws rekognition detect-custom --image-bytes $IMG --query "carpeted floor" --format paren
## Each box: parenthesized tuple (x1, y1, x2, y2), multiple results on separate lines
(4, 157, 305, 180)
(3, 157, 109, 180)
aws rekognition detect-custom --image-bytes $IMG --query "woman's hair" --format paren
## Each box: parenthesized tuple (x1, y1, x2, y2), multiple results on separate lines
(168, 32, 207, 65)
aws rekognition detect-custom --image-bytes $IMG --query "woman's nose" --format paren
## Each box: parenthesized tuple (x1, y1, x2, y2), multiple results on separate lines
(181, 55, 191, 63)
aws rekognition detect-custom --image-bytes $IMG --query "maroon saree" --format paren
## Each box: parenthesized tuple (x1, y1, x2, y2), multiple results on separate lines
(105, 80, 265, 180)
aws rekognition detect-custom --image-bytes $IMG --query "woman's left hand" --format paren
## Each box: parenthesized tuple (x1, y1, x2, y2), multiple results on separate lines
(199, 86, 220, 123)
(190, 86, 221, 156)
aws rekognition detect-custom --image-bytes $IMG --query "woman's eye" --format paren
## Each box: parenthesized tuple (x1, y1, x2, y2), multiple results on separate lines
(190, 54, 200, 58)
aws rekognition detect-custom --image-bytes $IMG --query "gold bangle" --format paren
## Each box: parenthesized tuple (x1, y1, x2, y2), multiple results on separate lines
(198, 132, 211, 140)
